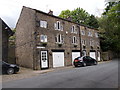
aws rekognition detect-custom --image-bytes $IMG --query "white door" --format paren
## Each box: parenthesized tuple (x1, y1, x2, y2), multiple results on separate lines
(53, 52, 64, 68)
(90, 52, 96, 59)
(72, 52, 80, 64)
(41, 51, 48, 68)
(97, 52, 100, 61)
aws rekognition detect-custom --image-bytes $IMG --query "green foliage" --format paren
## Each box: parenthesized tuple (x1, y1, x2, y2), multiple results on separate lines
(99, 1, 120, 52)
(59, 7, 99, 29)
(59, 10, 71, 19)
(70, 8, 90, 24)
(87, 15, 99, 28)
(9, 28, 16, 46)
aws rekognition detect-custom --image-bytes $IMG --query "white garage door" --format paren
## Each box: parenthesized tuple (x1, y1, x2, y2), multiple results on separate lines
(90, 52, 96, 59)
(53, 52, 64, 68)
(72, 52, 80, 64)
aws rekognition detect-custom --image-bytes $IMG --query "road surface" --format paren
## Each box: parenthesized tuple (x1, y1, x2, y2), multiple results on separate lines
(2, 59, 118, 88)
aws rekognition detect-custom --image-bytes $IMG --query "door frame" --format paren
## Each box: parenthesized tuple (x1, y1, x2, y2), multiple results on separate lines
(40, 50, 49, 69)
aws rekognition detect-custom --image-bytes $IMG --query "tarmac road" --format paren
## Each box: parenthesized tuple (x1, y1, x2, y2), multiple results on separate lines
(2, 59, 118, 88)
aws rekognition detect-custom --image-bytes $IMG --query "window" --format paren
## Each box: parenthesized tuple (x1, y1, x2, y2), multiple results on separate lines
(81, 40, 86, 45)
(90, 40, 94, 46)
(71, 25, 77, 34)
(88, 31, 92, 37)
(41, 51, 47, 62)
(95, 32, 99, 38)
(40, 35, 47, 42)
(55, 34, 64, 44)
(81, 30, 85, 35)
(72, 36, 77, 44)
(40, 20, 47, 28)
(57, 21, 60, 30)
(96, 42, 99, 46)
(54, 21, 63, 31)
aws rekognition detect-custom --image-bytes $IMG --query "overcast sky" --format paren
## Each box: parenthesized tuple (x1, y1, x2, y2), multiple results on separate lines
(0, 0, 106, 28)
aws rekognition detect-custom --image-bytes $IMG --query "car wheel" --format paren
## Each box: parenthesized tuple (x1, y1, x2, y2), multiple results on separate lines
(82, 62, 86, 67)
(74, 65, 78, 67)
(7, 68, 14, 75)
(94, 61, 98, 65)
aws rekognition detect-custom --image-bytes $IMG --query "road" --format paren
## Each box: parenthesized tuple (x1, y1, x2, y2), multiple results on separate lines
(2, 59, 118, 88)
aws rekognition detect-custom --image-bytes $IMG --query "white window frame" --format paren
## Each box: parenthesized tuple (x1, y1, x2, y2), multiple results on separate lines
(57, 21, 61, 30)
(81, 39, 86, 45)
(90, 40, 94, 46)
(55, 34, 64, 44)
(54, 21, 63, 31)
(95, 32, 99, 38)
(96, 42, 99, 46)
(40, 20, 47, 28)
(81, 30, 85, 35)
(88, 31, 93, 37)
(40, 35, 47, 42)
(71, 25, 77, 34)
(72, 36, 77, 44)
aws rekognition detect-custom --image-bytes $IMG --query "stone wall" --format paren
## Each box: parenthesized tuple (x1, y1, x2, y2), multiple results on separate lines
(15, 6, 36, 69)
(35, 11, 81, 69)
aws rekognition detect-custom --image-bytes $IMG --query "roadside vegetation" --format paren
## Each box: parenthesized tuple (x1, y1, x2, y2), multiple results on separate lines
(59, 1, 120, 55)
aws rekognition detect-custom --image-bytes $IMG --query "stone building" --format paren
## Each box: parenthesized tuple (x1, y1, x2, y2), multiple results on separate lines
(0, 18, 14, 62)
(80, 25, 100, 61)
(15, 6, 100, 70)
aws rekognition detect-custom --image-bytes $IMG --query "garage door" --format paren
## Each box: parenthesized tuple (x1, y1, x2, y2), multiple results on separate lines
(53, 52, 64, 68)
(72, 52, 80, 64)
(90, 52, 96, 59)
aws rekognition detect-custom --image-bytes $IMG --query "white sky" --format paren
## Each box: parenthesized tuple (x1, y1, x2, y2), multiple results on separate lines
(0, 0, 106, 28)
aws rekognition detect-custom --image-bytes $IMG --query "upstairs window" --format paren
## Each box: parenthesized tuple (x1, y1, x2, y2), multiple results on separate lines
(71, 25, 77, 34)
(81, 40, 86, 45)
(96, 42, 100, 46)
(81, 30, 85, 35)
(40, 35, 47, 42)
(88, 31, 92, 37)
(90, 40, 94, 46)
(54, 21, 63, 31)
(55, 34, 64, 44)
(95, 32, 99, 38)
(40, 20, 47, 28)
(72, 36, 77, 44)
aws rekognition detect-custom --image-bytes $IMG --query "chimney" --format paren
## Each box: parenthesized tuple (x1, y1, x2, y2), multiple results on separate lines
(48, 10, 53, 15)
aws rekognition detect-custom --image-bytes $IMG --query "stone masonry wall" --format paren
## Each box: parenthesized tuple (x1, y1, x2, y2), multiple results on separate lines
(15, 6, 36, 69)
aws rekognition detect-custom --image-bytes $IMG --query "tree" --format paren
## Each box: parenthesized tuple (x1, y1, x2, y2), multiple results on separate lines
(59, 10, 71, 19)
(59, 7, 99, 28)
(99, 1, 120, 53)
(87, 15, 99, 28)
(70, 8, 90, 25)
